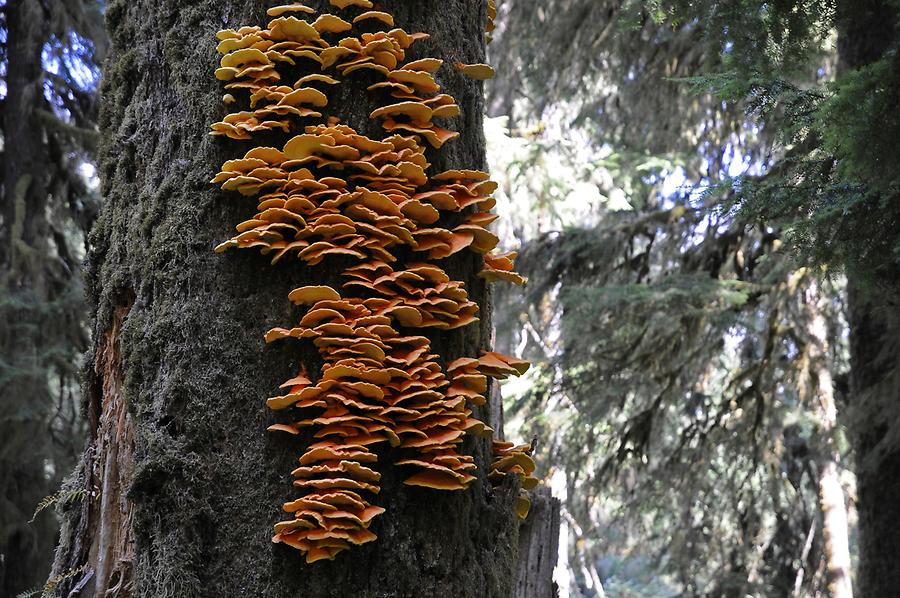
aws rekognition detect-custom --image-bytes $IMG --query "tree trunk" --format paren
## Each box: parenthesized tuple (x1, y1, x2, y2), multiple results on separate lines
(0, 1, 60, 595)
(837, 2, 900, 596)
(49, 1, 541, 596)
(847, 277, 900, 598)
(802, 282, 852, 598)
(514, 487, 560, 598)
(818, 462, 852, 597)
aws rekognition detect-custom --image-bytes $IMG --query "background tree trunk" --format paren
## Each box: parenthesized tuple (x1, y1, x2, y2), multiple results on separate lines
(49, 1, 543, 596)
(802, 282, 852, 598)
(837, 1, 900, 596)
(0, 0, 63, 594)
(847, 276, 900, 598)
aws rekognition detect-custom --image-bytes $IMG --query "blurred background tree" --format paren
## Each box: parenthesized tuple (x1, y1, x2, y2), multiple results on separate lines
(0, 0, 104, 594)
(483, 0, 896, 595)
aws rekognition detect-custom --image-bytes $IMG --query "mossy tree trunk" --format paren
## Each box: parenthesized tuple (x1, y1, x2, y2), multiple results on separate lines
(838, 1, 900, 596)
(49, 1, 541, 596)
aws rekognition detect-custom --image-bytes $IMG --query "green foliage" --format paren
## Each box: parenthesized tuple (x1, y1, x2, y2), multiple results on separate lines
(489, 0, 738, 169)
(818, 50, 900, 189)
(667, 3, 900, 282)
(661, 0, 835, 76)
(733, 158, 899, 281)
(490, 0, 833, 181)
(693, 55, 900, 281)
(574, 0, 900, 282)
(15, 564, 89, 598)
(492, 190, 843, 593)
(29, 487, 90, 523)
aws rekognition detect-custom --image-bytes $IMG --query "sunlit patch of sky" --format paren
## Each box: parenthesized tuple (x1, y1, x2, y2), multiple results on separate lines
(44, 33, 101, 92)
(0, 20, 7, 98)
(79, 161, 99, 190)
(41, 32, 102, 120)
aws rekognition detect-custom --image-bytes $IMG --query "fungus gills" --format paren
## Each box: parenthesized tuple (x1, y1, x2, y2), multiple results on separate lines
(212, 1, 533, 563)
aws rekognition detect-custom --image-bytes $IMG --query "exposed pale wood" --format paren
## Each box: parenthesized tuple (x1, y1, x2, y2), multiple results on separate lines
(514, 486, 560, 598)
(88, 305, 136, 597)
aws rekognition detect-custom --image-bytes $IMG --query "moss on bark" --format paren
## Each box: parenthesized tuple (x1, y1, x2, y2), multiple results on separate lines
(51, 1, 526, 596)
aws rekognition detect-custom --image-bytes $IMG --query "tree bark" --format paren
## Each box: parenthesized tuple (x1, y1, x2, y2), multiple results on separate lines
(846, 277, 900, 598)
(837, 2, 900, 596)
(514, 487, 560, 598)
(49, 1, 540, 596)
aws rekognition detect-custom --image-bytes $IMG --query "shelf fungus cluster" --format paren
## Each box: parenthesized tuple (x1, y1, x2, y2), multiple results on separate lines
(490, 441, 539, 520)
(486, 0, 497, 42)
(212, 1, 534, 563)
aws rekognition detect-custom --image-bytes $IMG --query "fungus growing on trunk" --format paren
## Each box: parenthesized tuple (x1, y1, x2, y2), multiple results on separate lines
(330, 0, 373, 9)
(453, 61, 496, 80)
(490, 441, 539, 519)
(353, 11, 395, 27)
(480, 251, 527, 285)
(486, 0, 497, 35)
(212, 1, 536, 563)
(268, 4, 316, 17)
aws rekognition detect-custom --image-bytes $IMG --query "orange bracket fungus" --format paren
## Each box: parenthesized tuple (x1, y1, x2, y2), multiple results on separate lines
(211, 0, 535, 564)
(490, 441, 539, 519)
(486, 1, 497, 35)
(453, 61, 496, 80)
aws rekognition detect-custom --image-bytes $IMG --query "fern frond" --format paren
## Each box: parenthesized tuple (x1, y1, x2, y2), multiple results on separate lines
(30, 488, 89, 522)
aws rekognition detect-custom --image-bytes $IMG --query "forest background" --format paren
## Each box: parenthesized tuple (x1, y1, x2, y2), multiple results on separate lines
(3, 0, 899, 596)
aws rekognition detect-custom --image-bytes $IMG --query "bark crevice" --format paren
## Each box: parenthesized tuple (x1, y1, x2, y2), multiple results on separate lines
(88, 303, 136, 598)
